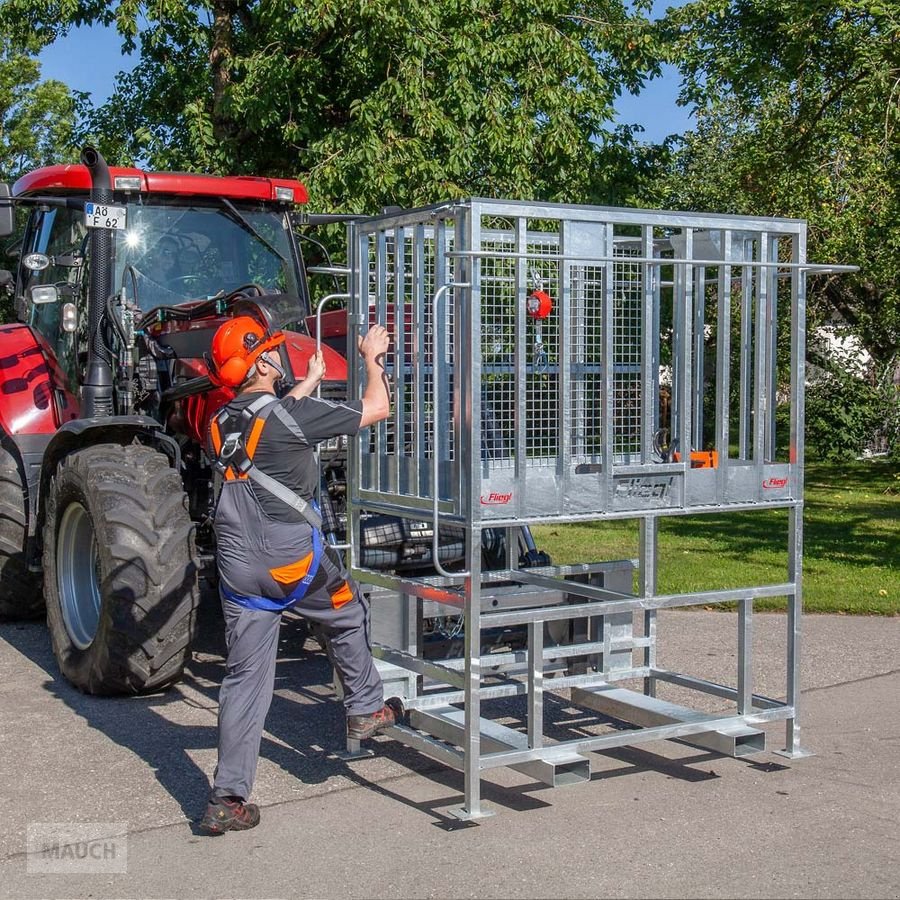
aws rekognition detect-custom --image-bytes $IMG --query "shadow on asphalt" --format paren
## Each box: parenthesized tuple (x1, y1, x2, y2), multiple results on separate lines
(2, 598, 787, 830)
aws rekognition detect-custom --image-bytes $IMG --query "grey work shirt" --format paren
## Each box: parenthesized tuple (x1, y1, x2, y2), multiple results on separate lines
(224, 391, 363, 524)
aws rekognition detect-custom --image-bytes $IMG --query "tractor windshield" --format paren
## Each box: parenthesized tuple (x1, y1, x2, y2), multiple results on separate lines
(113, 198, 303, 314)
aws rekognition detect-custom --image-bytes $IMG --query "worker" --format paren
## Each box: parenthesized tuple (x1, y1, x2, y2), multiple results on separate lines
(200, 314, 401, 834)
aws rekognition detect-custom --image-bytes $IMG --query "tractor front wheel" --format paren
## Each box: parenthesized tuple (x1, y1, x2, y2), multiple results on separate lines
(43, 443, 200, 694)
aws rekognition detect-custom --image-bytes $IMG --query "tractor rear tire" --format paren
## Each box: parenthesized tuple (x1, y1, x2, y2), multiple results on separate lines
(0, 446, 43, 618)
(43, 443, 200, 694)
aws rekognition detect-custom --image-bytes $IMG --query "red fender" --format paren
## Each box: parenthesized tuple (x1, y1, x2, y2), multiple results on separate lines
(0, 324, 79, 436)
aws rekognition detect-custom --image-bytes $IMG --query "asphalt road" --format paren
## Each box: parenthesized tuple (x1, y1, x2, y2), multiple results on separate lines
(1, 607, 898, 899)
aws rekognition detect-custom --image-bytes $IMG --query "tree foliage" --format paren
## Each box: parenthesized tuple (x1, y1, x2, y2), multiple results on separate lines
(654, 0, 900, 375)
(0, 35, 79, 321)
(0, 35, 78, 182)
(0, 0, 664, 211)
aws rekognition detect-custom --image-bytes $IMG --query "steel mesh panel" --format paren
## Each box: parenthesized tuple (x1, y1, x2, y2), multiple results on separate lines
(613, 247, 643, 461)
(525, 235, 560, 462)
(477, 227, 563, 464)
(360, 224, 455, 497)
(571, 265, 604, 460)
(479, 236, 517, 464)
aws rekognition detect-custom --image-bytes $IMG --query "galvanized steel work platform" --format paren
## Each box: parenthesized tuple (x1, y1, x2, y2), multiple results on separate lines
(340, 198, 841, 818)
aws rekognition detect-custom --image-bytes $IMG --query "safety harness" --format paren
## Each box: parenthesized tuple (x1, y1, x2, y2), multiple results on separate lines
(209, 392, 323, 531)
(209, 393, 330, 610)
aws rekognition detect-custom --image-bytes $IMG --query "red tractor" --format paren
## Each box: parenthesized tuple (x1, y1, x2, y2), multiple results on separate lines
(0, 148, 545, 694)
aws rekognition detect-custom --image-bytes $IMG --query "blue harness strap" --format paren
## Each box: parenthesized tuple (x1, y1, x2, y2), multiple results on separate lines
(221, 523, 324, 612)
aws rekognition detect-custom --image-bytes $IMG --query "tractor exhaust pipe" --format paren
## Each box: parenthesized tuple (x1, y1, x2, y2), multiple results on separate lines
(80, 146, 114, 417)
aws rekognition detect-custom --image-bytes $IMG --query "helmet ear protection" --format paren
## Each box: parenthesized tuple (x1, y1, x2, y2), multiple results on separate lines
(207, 315, 286, 388)
(216, 354, 254, 388)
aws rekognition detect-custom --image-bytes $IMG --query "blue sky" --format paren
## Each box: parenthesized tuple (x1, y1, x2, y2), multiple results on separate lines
(38, 13, 693, 147)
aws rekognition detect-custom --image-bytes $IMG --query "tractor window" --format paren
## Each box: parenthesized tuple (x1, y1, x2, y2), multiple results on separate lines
(114, 200, 302, 313)
(21, 207, 87, 392)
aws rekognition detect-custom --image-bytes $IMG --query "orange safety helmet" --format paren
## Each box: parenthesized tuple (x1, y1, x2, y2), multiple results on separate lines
(207, 316, 286, 387)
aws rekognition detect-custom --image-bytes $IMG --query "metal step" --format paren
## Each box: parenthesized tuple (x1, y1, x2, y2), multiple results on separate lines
(411, 706, 591, 787)
(571, 685, 766, 758)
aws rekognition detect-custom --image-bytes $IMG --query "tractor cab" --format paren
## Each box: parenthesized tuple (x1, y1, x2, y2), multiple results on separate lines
(9, 165, 322, 423)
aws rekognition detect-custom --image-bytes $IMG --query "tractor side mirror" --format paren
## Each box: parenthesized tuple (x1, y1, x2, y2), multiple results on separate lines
(0, 184, 13, 239)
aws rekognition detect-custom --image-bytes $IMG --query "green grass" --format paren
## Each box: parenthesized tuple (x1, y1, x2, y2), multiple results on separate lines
(531, 460, 900, 615)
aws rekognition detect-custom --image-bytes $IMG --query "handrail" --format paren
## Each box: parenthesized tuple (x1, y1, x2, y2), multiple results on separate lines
(314, 292, 349, 398)
(431, 281, 471, 579)
(307, 265, 352, 277)
(312, 292, 349, 529)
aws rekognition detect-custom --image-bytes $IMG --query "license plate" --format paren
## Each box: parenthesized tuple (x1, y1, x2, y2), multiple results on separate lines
(84, 202, 127, 230)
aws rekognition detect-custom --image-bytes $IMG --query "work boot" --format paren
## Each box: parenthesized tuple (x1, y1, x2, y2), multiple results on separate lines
(346, 697, 404, 740)
(199, 795, 261, 834)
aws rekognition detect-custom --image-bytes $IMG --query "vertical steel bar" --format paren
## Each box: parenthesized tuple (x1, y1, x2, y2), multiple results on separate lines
(348, 223, 365, 571)
(754, 233, 770, 477)
(461, 526, 484, 817)
(527, 620, 544, 749)
(461, 202, 486, 818)
(375, 229, 389, 491)
(676, 229, 694, 463)
(571, 230, 586, 461)
(786, 225, 808, 755)
(392, 226, 405, 494)
(786, 505, 804, 754)
(559, 221, 573, 506)
(737, 597, 753, 713)
(767, 237, 779, 460)
(641, 225, 655, 464)
(693, 263, 706, 448)
(739, 245, 753, 459)
(601, 222, 615, 503)
(640, 516, 658, 697)
(466, 206, 481, 521)
(412, 223, 425, 496)
(653, 248, 662, 440)
(716, 231, 733, 502)
(515, 216, 528, 516)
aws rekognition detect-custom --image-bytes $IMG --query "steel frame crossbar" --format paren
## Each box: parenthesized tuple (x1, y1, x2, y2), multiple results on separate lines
(341, 198, 824, 819)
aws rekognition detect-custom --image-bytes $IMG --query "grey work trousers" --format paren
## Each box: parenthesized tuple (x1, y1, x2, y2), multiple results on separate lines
(211, 559, 383, 802)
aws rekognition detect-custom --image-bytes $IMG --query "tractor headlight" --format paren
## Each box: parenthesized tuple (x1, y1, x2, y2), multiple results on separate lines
(29, 285, 58, 305)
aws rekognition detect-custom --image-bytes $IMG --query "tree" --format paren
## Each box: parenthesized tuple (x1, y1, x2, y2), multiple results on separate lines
(0, 36, 79, 321)
(0, 35, 78, 182)
(653, 0, 900, 376)
(0, 0, 664, 211)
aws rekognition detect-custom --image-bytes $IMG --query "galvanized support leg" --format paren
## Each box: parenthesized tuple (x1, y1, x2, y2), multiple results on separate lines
(640, 517, 658, 697)
(776, 506, 813, 758)
(528, 621, 544, 749)
(737, 597, 753, 714)
(453, 534, 493, 820)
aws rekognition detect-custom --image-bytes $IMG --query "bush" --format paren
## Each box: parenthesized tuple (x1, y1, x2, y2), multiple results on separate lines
(803, 371, 886, 461)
